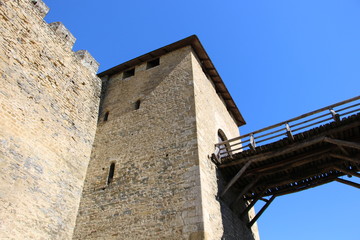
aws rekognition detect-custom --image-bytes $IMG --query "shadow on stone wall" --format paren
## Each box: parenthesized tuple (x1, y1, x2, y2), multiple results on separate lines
(216, 169, 255, 240)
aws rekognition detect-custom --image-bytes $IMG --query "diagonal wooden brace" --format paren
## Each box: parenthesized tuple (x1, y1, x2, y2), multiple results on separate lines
(221, 160, 253, 197)
(324, 137, 360, 150)
(247, 195, 276, 228)
(335, 178, 360, 189)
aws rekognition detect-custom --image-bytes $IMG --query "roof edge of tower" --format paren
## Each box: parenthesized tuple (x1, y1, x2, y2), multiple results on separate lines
(97, 35, 246, 126)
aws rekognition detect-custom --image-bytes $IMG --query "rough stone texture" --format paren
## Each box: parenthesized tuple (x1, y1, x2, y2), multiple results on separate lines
(0, 0, 101, 239)
(75, 50, 100, 74)
(0, 1, 260, 239)
(48, 22, 76, 49)
(73, 46, 203, 240)
(30, 0, 49, 18)
(73, 46, 259, 239)
(191, 51, 259, 240)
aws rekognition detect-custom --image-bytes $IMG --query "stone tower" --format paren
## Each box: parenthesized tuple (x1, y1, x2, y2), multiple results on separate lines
(73, 36, 258, 240)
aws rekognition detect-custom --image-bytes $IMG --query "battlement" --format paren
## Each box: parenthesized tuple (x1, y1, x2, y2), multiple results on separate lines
(30, 0, 49, 18)
(28, 0, 99, 74)
(0, 0, 101, 239)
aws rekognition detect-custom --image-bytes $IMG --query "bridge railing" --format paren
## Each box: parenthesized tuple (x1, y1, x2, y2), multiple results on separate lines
(214, 95, 360, 160)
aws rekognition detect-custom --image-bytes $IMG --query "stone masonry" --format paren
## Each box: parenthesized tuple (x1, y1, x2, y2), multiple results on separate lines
(73, 41, 258, 239)
(0, 1, 259, 239)
(0, 0, 101, 239)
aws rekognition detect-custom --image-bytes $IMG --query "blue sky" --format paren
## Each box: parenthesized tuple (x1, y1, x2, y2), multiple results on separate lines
(44, 0, 359, 239)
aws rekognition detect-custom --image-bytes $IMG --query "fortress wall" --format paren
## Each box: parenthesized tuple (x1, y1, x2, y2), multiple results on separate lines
(0, 0, 101, 239)
(191, 52, 259, 240)
(74, 46, 204, 240)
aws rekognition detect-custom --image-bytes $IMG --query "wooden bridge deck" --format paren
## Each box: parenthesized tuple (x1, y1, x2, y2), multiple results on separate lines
(213, 96, 360, 227)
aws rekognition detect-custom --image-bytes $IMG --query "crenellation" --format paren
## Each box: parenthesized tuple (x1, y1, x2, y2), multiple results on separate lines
(1, 1, 259, 239)
(75, 50, 100, 74)
(30, 0, 49, 18)
(48, 22, 76, 49)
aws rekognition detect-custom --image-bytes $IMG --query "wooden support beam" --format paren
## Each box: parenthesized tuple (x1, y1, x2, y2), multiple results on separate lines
(334, 167, 360, 178)
(220, 160, 253, 197)
(330, 153, 360, 164)
(324, 137, 360, 150)
(250, 165, 344, 198)
(248, 195, 276, 228)
(245, 148, 331, 176)
(338, 145, 351, 156)
(231, 177, 260, 209)
(220, 136, 326, 168)
(240, 198, 260, 218)
(240, 189, 267, 218)
(268, 176, 338, 197)
(335, 178, 360, 189)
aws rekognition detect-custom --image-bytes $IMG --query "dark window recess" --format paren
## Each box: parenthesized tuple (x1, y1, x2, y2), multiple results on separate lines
(146, 58, 160, 69)
(135, 100, 141, 110)
(107, 163, 115, 185)
(123, 68, 135, 79)
(104, 111, 109, 121)
(218, 130, 229, 158)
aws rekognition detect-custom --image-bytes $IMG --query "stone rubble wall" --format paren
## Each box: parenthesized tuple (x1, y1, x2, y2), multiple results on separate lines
(73, 46, 205, 240)
(0, 0, 101, 239)
(191, 51, 259, 240)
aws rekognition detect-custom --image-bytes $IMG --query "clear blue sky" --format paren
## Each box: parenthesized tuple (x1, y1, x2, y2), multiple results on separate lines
(44, 0, 359, 239)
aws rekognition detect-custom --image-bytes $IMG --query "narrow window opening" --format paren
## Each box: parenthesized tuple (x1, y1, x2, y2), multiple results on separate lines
(104, 111, 109, 121)
(123, 68, 135, 79)
(135, 100, 141, 110)
(218, 130, 229, 158)
(107, 163, 115, 185)
(146, 58, 160, 69)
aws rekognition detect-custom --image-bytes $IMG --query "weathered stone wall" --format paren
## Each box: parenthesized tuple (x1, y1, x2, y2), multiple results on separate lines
(191, 52, 259, 240)
(0, 0, 101, 239)
(73, 46, 204, 239)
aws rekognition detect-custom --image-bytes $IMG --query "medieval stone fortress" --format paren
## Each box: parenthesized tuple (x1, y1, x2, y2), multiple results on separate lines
(0, 0, 259, 239)
(2, 1, 360, 240)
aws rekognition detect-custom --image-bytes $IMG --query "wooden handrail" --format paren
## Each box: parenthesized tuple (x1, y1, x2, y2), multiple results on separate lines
(214, 95, 360, 160)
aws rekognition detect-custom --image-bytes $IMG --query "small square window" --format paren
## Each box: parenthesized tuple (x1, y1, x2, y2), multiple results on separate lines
(146, 58, 160, 69)
(123, 68, 135, 79)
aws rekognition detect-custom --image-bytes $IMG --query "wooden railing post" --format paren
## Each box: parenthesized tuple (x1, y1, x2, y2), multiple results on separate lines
(285, 122, 295, 141)
(249, 134, 256, 150)
(329, 108, 340, 122)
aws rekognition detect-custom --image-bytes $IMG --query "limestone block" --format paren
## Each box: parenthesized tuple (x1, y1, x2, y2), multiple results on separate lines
(49, 22, 76, 49)
(30, 0, 49, 18)
(75, 50, 100, 73)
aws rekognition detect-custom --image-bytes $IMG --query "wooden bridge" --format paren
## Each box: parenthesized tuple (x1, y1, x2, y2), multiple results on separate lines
(212, 96, 360, 227)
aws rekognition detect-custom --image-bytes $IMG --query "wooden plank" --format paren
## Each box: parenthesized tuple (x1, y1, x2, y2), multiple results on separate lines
(248, 195, 276, 228)
(329, 153, 360, 164)
(270, 176, 338, 197)
(324, 137, 360, 150)
(254, 165, 343, 196)
(220, 121, 360, 168)
(335, 178, 360, 189)
(220, 136, 326, 168)
(244, 148, 331, 176)
(220, 160, 253, 197)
